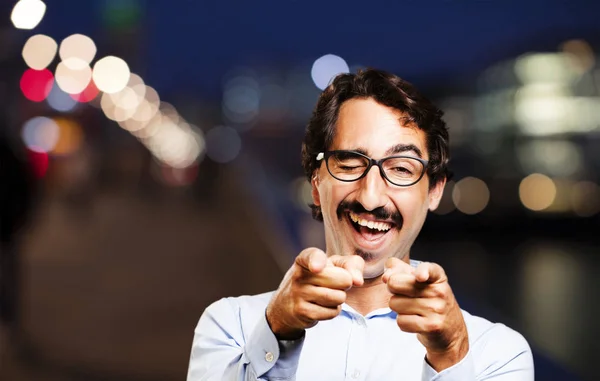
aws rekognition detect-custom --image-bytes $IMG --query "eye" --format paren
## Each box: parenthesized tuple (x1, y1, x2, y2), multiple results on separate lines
(392, 166, 413, 174)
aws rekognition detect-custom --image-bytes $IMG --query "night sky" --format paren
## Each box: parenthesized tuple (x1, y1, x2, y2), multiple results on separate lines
(20, 1, 600, 95)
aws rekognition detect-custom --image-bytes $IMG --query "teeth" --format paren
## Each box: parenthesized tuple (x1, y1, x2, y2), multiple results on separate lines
(349, 212, 391, 232)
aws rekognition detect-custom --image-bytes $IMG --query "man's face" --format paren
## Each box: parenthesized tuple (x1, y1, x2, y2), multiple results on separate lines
(311, 98, 445, 279)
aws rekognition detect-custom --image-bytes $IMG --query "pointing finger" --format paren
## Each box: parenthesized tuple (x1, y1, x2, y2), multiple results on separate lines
(414, 262, 446, 284)
(295, 248, 328, 274)
(329, 255, 365, 286)
(382, 257, 414, 283)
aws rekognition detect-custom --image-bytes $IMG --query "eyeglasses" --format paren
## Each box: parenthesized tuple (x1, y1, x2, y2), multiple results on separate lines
(316, 150, 429, 187)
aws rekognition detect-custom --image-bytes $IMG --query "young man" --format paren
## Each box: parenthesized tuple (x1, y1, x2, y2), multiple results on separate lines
(187, 69, 534, 380)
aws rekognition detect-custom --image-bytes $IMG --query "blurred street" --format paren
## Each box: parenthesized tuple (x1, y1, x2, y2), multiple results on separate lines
(1, 1, 600, 380)
(1, 167, 286, 380)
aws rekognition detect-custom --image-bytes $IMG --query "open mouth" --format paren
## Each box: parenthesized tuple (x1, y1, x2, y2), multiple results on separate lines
(347, 211, 395, 241)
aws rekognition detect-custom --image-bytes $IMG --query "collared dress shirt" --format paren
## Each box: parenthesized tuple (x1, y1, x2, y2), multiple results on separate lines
(187, 290, 534, 381)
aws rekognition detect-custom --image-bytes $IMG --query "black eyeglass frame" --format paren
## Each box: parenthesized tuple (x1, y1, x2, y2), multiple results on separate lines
(316, 150, 429, 187)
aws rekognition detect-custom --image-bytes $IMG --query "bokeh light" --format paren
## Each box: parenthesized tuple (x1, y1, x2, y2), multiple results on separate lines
(452, 177, 490, 215)
(130, 99, 158, 124)
(22, 34, 57, 70)
(51, 118, 83, 156)
(27, 149, 49, 178)
(47, 84, 78, 112)
(55, 58, 92, 94)
(519, 173, 557, 211)
(514, 53, 576, 85)
(59, 34, 96, 64)
(222, 75, 260, 125)
(101, 92, 133, 122)
(516, 140, 583, 177)
(21, 116, 59, 153)
(146, 119, 204, 168)
(311, 54, 349, 90)
(434, 180, 456, 215)
(561, 39, 595, 74)
(132, 113, 163, 139)
(20, 68, 53, 102)
(159, 164, 199, 187)
(92, 56, 130, 94)
(205, 126, 241, 163)
(11, 0, 46, 30)
(131, 86, 160, 123)
(70, 80, 100, 103)
(570, 181, 600, 217)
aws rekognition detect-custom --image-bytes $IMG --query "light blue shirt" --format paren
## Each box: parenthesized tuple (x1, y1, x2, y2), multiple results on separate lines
(187, 291, 534, 381)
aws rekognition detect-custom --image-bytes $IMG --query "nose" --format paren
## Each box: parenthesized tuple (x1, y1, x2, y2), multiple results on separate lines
(355, 165, 388, 211)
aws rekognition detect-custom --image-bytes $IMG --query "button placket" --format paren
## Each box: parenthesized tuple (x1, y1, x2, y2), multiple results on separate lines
(345, 313, 368, 380)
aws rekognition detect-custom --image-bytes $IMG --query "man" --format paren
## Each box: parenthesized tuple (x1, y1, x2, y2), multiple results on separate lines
(187, 68, 534, 380)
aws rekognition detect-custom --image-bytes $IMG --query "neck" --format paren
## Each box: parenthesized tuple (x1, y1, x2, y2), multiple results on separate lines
(345, 276, 391, 316)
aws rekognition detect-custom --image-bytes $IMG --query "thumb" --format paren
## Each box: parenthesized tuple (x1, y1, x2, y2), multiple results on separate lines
(382, 257, 414, 283)
(295, 248, 328, 274)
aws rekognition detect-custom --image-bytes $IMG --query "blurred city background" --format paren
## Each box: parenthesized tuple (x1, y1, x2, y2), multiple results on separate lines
(0, 1, 599, 380)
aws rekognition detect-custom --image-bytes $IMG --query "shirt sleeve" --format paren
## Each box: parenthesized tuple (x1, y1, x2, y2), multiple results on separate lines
(421, 324, 534, 381)
(187, 297, 304, 381)
(244, 309, 305, 380)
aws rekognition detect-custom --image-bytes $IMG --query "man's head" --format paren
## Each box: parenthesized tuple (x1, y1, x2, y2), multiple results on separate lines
(301, 68, 450, 278)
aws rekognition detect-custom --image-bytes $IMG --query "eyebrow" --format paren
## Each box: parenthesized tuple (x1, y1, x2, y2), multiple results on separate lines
(347, 144, 423, 158)
(385, 144, 423, 158)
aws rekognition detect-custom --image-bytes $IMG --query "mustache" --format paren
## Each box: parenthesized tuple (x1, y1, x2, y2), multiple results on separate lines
(336, 200, 403, 228)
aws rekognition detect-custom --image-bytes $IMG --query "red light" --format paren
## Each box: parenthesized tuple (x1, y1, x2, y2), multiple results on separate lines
(160, 164, 199, 187)
(20, 69, 54, 102)
(27, 149, 49, 178)
(70, 79, 99, 103)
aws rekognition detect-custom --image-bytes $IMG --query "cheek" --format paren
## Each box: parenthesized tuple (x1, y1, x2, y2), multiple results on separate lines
(320, 181, 353, 211)
(392, 187, 430, 219)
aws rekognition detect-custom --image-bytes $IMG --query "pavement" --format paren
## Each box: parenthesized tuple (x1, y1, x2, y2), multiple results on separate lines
(1, 167, 288, 381)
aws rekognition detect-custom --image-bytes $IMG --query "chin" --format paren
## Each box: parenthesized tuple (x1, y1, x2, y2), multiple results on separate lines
(353, 250, 387, 279)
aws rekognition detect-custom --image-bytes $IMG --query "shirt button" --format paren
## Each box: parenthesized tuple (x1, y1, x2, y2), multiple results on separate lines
(352, 369, 361, 379)
(265, 352, 274, 362)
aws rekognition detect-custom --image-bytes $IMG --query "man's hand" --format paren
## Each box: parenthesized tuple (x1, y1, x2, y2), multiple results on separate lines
(266, 248, 364, 340)
(382, 258, 469, 371)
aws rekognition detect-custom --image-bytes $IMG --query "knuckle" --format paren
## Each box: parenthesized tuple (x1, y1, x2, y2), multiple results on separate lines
(322, 305, 342, 320)
(329, 289, 346, 305)
(294, 303, 310, 318)
(425, 317, 444, 332)
(350, 255, 364, 268)
(387, 274, 398, 290)
(341, 273, 353, 288)
(430, 300, 446, 315)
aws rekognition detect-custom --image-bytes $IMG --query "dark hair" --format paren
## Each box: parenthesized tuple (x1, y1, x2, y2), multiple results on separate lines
(301, 68, 451, 221)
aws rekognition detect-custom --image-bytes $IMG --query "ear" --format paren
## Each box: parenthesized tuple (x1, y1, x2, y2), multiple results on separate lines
(311, 172, 321, 207)
(428, 178, 446, 211)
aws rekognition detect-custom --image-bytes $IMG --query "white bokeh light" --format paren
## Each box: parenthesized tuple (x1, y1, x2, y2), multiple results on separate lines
(11, 0, 46, 30)
(311, 54, 350, 90)
(59, 34, 97, 64)
(55, 58, 92, 94)
(92, 56, 131, 94)
(22, 34, 57, 70)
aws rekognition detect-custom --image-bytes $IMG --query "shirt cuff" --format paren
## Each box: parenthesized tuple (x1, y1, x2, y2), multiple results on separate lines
(421, 350, 475, 381)
(243, 309, 304, 379)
